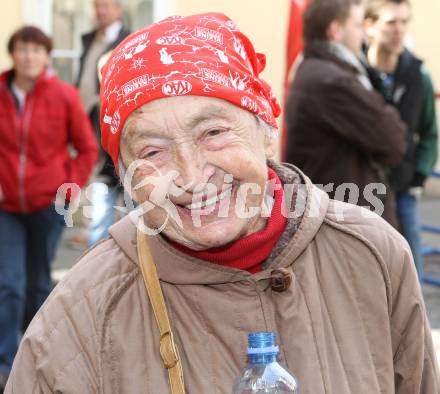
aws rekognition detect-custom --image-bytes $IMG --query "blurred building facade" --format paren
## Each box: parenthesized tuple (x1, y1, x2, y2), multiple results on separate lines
(0, 0, 289, 112)
(0, 0, 438, 162)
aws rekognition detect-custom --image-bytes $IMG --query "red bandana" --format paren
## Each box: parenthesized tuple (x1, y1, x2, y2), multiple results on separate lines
(99, 12, 281, 172)
(171, 168, 287, 274)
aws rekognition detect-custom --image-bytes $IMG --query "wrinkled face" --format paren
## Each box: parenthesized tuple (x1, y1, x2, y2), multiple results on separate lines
(94, 0, 122, 29)
(367, 3, 410, 55)
(10, 41, 49, 81)
(340, 4, 366, 55)
(120, 96, 276, 250)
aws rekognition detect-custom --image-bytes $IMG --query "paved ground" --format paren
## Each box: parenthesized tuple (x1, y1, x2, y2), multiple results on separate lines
(419, 193, 440, 364)
(52, 186, 440, 365)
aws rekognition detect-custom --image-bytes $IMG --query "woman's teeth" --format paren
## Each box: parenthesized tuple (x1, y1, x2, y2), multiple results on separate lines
(185, 187, 231, 210)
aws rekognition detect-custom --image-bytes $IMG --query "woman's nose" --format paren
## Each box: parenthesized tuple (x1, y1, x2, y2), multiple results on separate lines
(172, 150, 215, 191)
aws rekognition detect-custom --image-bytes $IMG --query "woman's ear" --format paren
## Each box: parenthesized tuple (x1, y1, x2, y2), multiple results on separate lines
(264, 130, 278, 159)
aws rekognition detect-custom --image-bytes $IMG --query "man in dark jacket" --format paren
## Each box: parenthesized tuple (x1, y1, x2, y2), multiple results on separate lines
(365, 0, 438, 279)
(76, 0, 130, 246)
(284, 0, 406, 226)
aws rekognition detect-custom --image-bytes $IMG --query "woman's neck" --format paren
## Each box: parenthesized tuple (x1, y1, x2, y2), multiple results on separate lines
(169, 168, 288, 274)
(368, 44, 399, 74)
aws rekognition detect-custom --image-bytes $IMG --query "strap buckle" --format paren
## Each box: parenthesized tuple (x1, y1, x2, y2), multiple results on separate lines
(160, 331, 179, 369)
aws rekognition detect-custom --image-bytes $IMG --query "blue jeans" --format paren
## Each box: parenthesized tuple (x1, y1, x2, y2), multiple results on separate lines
(88, 184, 122, 246)
(0, 206, 64, 374)
(396, 192, 423, 280)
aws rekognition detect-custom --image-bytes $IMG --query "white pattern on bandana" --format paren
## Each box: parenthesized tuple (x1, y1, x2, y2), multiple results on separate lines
(161, 80, 193, 96)
(159, 48, 175, 65)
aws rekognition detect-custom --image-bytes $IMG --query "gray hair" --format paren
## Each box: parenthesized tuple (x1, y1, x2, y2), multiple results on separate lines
(118, 157, 127, 185)
(255, 115, 278, 140)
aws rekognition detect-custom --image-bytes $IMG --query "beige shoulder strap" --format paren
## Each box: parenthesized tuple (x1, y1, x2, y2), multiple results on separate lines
(136, 229, 186, 394)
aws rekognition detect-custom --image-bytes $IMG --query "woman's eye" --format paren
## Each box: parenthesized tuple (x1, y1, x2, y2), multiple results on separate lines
(142, 149, 160, 159)
(206, 128, 226, 137)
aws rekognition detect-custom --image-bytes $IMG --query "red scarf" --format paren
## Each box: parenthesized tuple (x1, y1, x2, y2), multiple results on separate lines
(171, 168, 287, 273)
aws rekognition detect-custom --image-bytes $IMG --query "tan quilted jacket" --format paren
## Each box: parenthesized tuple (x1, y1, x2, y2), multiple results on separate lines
(5, 164, 439, 393)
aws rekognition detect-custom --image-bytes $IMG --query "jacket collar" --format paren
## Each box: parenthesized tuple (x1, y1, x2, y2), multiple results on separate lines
(0, 68, 54, 93)
(393, 48, 423, 83)
(109, 162, 329, 285)
(82, 25, 129, 52)
(305, 41, 372, 90)
(305, 40, 363, 72)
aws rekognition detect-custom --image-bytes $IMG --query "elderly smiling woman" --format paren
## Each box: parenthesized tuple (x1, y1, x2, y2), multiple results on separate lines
(119, 96, 279, 252)
(5, 13, 439, 394)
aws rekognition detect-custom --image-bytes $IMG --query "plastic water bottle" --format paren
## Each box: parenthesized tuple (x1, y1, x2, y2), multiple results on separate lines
(232, 332, 298, 394)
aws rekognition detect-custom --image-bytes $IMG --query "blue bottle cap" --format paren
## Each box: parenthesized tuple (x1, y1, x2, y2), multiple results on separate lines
(247, 332, 279, 355)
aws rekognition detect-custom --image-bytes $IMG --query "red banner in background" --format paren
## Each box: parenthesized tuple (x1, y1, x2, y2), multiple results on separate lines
(285, 0, 309, 87)
(281, 0, 311, 160)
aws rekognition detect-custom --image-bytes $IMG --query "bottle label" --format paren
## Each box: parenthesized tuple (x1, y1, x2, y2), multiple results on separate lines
(247, 345, 279, 355)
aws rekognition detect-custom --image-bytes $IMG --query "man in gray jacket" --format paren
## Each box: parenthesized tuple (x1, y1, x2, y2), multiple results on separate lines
(75, 0, 130, 248)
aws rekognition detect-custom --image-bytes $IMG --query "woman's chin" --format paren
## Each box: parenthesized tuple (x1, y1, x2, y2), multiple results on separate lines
(168, 216, 246, 250)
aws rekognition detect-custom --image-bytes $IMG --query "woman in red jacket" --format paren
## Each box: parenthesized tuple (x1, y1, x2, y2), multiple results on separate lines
(0, 26, 98, 387)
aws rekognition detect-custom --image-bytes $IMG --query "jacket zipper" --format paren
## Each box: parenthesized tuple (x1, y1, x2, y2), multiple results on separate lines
(17, 95, 34, 213)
